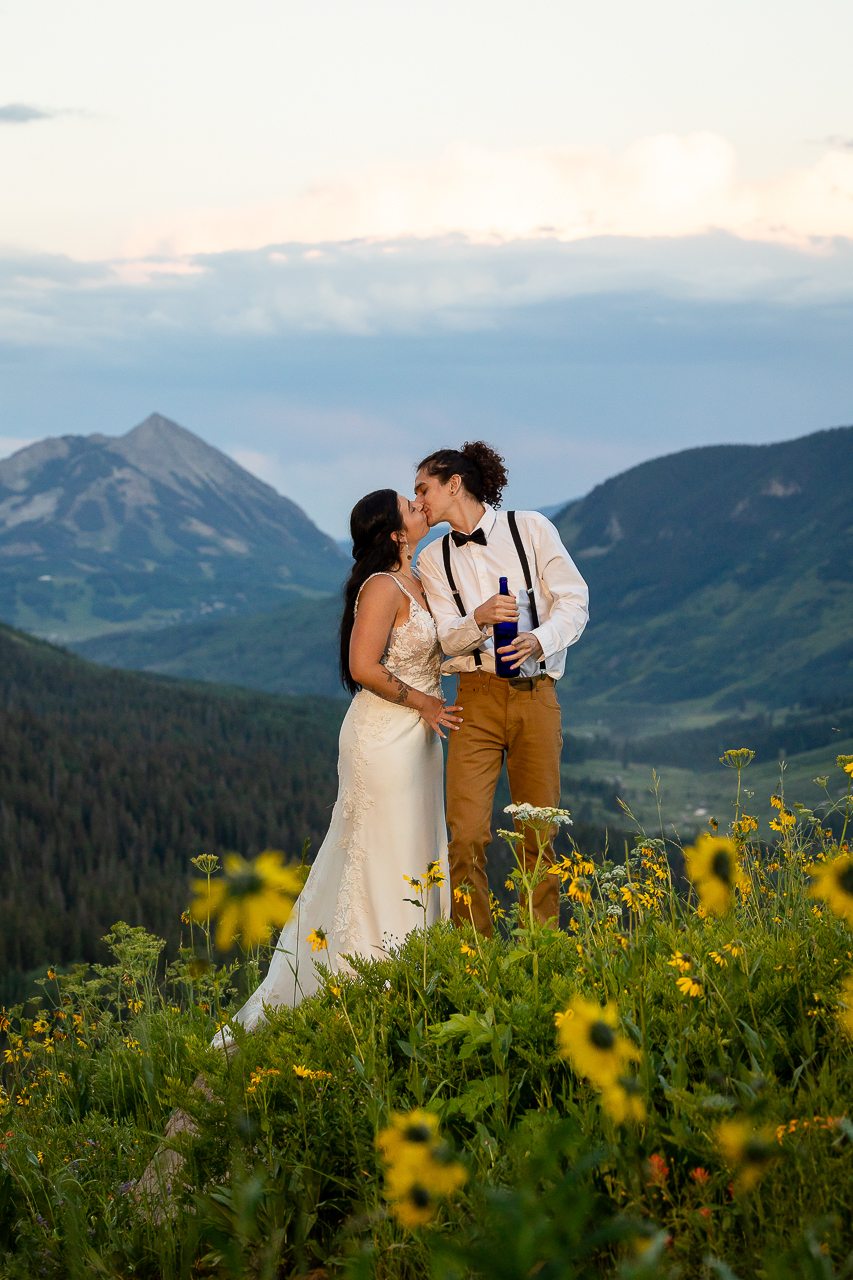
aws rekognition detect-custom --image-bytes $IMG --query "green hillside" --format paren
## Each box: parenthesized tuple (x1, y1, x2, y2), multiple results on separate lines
(0, 622, 346, 978)
(553, 423, 853, 709)
(74, 595, 344, 697)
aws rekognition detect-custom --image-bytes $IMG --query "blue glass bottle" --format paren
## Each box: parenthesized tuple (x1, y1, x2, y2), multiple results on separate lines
(494, 576, 518, 678)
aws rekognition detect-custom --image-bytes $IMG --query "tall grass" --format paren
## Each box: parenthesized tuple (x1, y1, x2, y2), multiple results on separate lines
(1, 754, 853, 1278)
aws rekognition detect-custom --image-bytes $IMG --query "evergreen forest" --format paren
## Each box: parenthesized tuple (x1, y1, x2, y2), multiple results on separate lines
(0, 622, 345, 981)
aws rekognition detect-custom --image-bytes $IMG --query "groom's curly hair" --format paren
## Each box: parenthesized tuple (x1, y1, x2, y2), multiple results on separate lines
(416, 441, 508, 508)
(339, 488, 406, 695)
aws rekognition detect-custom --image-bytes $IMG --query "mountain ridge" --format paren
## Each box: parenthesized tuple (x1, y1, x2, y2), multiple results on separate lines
(0, 414, 347, 641)
(73, 422, 853, 717)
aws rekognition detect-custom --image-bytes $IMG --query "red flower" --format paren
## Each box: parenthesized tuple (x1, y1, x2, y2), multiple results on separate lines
(699, 1207, 711, 1219)
(691, 1167, 711, 1184)
(646, 1154, 669, 1185)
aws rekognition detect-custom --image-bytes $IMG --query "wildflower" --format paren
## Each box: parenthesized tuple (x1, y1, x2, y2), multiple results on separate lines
(837, 755, 853, 773)
(808, 855, 853, 926)
(645, 1153, 669, 1186)
(567, 877, 592, 904)
(377, 1110, 466, 1229)
(733, 814, 758, 838)
(453, 885, 473, 907)
(720, 749, 755, 770)
(460, 942, 477, 957)
(691, 1167, 711, 1184)
(709, 951, 728, 968)
(504, 803, 572, 827)
(676, 974, 704, 998)
(403, 875, 422, 891)
(424, 861, 445, 889)
(504, 877, 515, 891)
(180, 911, 191, 924)
(190, 851, 305, 949)
(555, 997, 640, 1088)
(716, 1119, 779, 1192)
(601, 1076, 646, 1124)
(489, 892, 505, 921)
(683, 835, 747, 915)
(668, 951, 693, 974)
(46, 969, 56, 980)
(307, 927, 328, 953)
(621, 885, 642, 911)
(292, 1065, 332, 1081)
(328, 985, 342, 998)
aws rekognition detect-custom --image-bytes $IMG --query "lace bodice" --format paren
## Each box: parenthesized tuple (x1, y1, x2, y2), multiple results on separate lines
(355, 573, 442, 699)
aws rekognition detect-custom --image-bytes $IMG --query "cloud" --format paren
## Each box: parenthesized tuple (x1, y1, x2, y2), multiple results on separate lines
(126, 134, 853, 259)
(0, 104, 55, 124)
(4, 233, 853, 352)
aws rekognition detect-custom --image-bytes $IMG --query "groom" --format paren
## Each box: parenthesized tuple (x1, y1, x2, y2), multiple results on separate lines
(414, 442, 589, 935)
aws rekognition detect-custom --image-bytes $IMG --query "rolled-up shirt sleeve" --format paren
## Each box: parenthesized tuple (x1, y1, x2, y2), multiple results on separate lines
(416, 551, 489, 656)
(528, 517, 589, 660)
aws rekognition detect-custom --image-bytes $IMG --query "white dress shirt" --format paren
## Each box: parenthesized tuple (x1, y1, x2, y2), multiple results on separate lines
(416, 506, 589, 679)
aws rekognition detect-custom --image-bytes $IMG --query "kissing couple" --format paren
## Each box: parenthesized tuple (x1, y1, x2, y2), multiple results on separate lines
(229, 440, 589, 1034)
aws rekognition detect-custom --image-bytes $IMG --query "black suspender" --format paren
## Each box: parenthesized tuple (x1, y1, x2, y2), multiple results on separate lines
(443, 531, 482, 666)
(442, 512, 546, 674)
(507, 511, 546, 673)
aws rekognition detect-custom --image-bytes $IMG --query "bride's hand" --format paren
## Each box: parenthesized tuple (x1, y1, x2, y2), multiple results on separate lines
(419, 695, 463, 739)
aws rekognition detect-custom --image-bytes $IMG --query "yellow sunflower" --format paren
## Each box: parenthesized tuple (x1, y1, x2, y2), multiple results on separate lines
(675, 974, 704, 998)
(683, 835, 747, 915)
(377, 1110, 466, 1229)
(555, 997, 640, 1088)
(567, 876, 593, 904)
(601, 1076, 646, 1125)
(808, 855, 853, 926)
(667, 951, 693, 973)
(190, 851, 305, 950)
(306, 927, 328, 953)
(716, 1119, 778, 1192)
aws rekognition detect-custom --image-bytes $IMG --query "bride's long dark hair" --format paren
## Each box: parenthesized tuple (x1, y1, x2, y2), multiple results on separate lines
(339, 488, 405, 695)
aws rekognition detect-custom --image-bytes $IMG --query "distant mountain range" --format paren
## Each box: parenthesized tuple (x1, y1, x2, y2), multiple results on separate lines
(60, 422, 853, 714)
(0, 414, 347, 642)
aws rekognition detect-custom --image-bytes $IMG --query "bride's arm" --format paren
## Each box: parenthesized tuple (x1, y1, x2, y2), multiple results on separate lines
(349, 577, 462, 738)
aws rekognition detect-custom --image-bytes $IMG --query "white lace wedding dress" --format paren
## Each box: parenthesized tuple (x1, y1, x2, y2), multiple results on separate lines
(229, 574, 450, 1033)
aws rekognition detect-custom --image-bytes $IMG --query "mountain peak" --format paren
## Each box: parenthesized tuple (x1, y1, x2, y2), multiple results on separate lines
(107, 413, 249, 494)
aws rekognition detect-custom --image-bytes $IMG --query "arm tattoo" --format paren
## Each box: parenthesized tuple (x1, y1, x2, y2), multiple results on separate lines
(364, 665, 413, 705)
(383, 668, 410, 704)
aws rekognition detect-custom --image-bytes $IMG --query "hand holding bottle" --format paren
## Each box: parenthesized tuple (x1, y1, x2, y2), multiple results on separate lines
(473, 593, 520, 626)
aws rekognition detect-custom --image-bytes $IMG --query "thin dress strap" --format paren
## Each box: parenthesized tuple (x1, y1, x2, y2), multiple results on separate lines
(354, 571, 415, 615)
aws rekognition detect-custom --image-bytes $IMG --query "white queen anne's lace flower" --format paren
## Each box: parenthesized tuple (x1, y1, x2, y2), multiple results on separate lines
(504, 804, 573, 826)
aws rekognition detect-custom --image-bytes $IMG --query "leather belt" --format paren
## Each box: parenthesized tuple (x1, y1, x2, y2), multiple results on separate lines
(507, 674, 552, 691)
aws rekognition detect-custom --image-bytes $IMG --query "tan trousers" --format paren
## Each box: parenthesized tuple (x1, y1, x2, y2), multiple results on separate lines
(446, 671, 562, 935)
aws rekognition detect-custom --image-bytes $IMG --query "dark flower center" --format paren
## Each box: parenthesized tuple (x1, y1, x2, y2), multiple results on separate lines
(226, 870, 265, 899)
(711, 850, 732, 885)
(404, 1123, 432, 1144)
(838, 865, 853, 896)
(590, 1021, 616, 1050)
(410, 1185, 431, 1208)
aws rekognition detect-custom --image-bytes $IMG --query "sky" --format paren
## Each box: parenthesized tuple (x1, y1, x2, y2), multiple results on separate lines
(1, 0, 852, 535)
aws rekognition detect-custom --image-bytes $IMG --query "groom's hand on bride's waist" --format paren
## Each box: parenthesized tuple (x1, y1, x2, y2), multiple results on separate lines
(473, 593, 520, 626)
(496, 632, 544, 669)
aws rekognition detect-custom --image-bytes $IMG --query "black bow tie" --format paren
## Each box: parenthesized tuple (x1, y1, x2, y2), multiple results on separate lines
(451, 527, 487, 548)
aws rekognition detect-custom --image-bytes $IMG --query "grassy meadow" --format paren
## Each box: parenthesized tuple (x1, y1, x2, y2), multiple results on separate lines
(2, 752, 853, 1279)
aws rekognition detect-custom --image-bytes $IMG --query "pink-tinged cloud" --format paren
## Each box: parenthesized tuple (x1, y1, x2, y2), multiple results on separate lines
(126, 134, 853, 259)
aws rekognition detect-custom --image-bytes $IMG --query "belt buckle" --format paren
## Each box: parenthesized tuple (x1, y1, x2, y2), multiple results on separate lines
(508, 676, 533, 691)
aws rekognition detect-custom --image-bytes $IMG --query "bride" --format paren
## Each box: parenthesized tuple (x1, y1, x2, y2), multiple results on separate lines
(225, 487, 459, 1033)
(136, 489, 458, 1200)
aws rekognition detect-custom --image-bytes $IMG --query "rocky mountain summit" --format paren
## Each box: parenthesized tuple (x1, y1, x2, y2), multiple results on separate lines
(0, 414, 346, 641)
